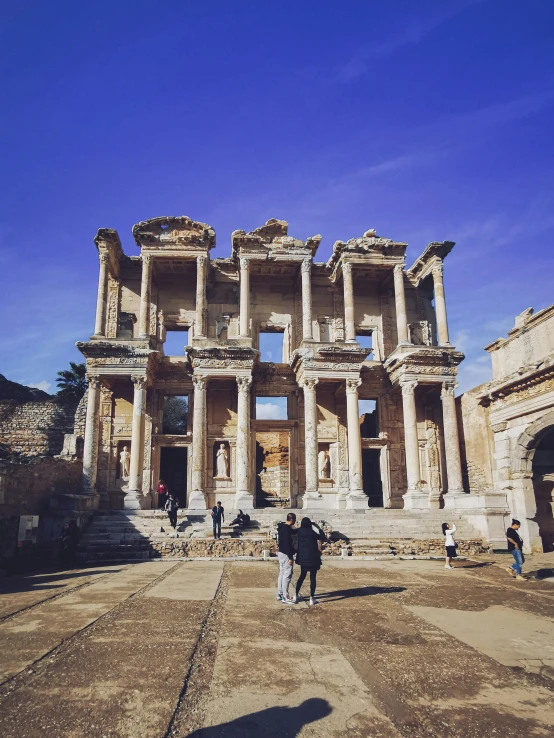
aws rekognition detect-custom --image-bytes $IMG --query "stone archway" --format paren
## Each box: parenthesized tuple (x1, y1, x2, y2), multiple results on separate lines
(512, 411, 554, 552)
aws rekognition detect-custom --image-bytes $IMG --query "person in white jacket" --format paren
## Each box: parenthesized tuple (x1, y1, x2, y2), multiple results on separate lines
(442, 522, 457, 569)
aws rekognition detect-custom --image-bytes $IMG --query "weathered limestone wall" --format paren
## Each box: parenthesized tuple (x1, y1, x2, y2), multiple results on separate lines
(0, 457, 82, 517)
(0, 400, 78, 458)
(457, 385, 494, 494)
(489, 306, 554, 379)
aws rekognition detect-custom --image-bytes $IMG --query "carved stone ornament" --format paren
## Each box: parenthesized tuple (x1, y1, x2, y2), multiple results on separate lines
(237, 375, 252, 393)
(345, 377, 362, 394)
(131, 375, 148, 390)
(394, 264, 404, 275)
(432, 262, 444, 279)
(197, 254, 207, 267)
(441, 381, 457, 398)
(490, 421, 508, 433)
(400, 379, 418, 395)
(98, 252, 109, 266)
(301, 258, 311, 273)
(239, 257, 249, 270)
(142, 254, 152, 268)
(301, 377, 319, 391)
(342, 261, 352, 275)
(86, 375, 102, 390)
(192, 375, 207, 391)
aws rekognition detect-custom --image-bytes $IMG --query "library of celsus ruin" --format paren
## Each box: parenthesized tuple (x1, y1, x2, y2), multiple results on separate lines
(77, 216, 469, 518)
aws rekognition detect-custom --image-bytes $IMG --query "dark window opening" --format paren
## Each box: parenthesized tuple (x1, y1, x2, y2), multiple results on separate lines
(163, 395, 189, 435)
(359, 399, 378, 438)
(362, 448, 383, 507)
(159, 447, 187, 508)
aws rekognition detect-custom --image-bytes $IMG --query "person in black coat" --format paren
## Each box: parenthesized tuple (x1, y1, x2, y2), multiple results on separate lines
(293, 517, 326, 606)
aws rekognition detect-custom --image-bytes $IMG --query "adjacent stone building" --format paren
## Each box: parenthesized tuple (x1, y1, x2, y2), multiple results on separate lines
(457, 305, 554, 552)
(77, 216, 467, 518)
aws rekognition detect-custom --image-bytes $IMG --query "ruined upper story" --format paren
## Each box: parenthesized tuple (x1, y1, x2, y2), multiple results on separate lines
(89, 216, 458, 367)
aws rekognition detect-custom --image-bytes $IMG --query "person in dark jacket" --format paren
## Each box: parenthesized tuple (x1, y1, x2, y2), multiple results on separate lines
(293, 517, 326, 606)
(164, 493, 179, 530)
(59, 520, 79, 568)
(276, 512, 297, 603)
(229, 510, 251, 527)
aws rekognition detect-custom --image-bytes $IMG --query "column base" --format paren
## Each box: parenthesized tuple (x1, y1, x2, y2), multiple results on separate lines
(187, 489, 207, 510)
(402, 490, 431, 510)
(233, 492, 255, 511)
(346, 493, 368, 510)
(124, 488, 150, 510)
(302, 492, 327, 511)
(443, 491, 467, 510)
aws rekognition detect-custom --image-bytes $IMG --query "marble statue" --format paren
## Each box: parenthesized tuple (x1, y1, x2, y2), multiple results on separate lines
(216, 443, 229, 478)
(120, 445, 131, 480)
(318, 448, 330, 479)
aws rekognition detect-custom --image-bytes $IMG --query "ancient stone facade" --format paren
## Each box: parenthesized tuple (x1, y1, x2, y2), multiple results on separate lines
(76, 216, 467, 518)
(457, 305, 554, 553)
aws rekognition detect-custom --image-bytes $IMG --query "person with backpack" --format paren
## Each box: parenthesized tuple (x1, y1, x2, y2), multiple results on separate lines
(164, 493, 179, 531)
(276, 512, 297, 604)
(506, 519, 526, 581)
(292, 517, 326, 606)
(442, 522, 457, 569)
(211, 501, 225, 539)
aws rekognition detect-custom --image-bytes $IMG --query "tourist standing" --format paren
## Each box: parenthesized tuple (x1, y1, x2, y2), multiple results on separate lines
(165, 493, 179, 531)
(211, 501, 225, 539)
(293, 518, 326, 606)
(157, 479, 168, 509)
(58, 520, 79, 569)
(276, 512, 297, 603)
(506, 519, 526, 581)
(442, 522, 457, 569)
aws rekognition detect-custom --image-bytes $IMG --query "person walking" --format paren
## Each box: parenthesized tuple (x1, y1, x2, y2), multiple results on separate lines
(157, 479, 168, 509)
(276, 512, 297, 603)
(165, 492, 179, 531)
(442, 522, 457, 569)
(506, 519, 526, 581)
(211, 501, 225, 539)
(58, 520, 79, 568)
(293, 517, 326, 606)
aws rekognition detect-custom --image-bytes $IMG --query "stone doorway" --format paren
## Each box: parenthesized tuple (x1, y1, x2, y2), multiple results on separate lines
(532, 426, 554, 552)
(255, 431, 290, 507)
(159, 447, 188, 509)
(362, 448, 383, 507)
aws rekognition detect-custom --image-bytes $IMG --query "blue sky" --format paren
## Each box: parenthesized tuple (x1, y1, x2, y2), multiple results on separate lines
(1, 0, 553, 394)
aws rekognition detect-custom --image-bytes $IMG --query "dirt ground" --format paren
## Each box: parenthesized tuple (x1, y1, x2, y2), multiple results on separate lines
(0, 554, 553, 737)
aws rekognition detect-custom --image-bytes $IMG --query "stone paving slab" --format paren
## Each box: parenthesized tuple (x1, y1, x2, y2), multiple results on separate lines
(145, 560, 223, 601)
(0, 561, 176, 683)
(0, 566, 123, 619)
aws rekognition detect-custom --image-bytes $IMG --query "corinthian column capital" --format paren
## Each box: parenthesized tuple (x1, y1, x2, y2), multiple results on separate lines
(394, 264, 404, 275)
(301, 257, 311, 273)
(301, 377, 319, 391)
(237, 375, 252, 393)
(131, 375, 148, 390)
(441, 381, 457, 398)
(345, 377, 362, 394)
(432, 261, 444, 279)
(197, 254, 207, 268)
(86, 374, 102, 390)
(342, 261, 352, 275)
(192, 375, 207, 392)
(98, 252, 109, 266)
(400, 378, 418, 396)
(239, 257, 249, 270)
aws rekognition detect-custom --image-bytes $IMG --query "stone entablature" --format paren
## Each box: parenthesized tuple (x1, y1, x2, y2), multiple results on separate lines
(76, 215, 467, 522)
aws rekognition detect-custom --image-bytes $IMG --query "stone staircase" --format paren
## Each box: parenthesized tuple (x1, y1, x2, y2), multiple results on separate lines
(79, 508, 487, 564)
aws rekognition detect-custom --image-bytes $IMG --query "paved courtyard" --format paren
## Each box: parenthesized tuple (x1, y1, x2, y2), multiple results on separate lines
(0, 556, 554, 737)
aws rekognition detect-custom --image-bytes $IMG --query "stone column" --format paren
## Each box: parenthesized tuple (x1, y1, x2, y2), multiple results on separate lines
(138, 254, 153, 339)
(432, 262, 450, 345)
(342, 262, 356, 342)
(301, 258, 313, 341)
(235, 376, 254, 510)
(195, 255, 207, 338)
(189, 375, 207, 509)
(82, 375, 101, 493)
(239, 257, 250, 337)
(393, 264, 409, 345)
(346, 377, 367, 508)
(126, 375, 148, 509)
(302, 377, 321, 504)
(93, 253, 109, 337)
(441, 381, 465, 504)
(400, 379, 427, 509)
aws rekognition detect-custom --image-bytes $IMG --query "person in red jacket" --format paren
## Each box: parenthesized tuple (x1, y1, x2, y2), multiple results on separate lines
(157, 479, 168, 509)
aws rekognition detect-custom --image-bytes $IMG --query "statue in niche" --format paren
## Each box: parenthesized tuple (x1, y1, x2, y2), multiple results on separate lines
(216, 443, 229, 478)
(425, 425, 441, 490)
(120, 446, 131, 480)
(318, 449, 330, 479)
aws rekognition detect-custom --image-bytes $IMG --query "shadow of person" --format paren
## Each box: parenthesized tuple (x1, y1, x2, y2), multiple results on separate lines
(316, 585, 406, 602)
(186, 697, 332, 737)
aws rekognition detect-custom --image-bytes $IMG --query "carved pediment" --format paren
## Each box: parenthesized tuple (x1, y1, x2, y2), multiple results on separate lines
(132, 216, 215, 251)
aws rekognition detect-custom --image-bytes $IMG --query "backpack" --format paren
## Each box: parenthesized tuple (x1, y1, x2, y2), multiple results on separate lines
(243, 513, 251, 525)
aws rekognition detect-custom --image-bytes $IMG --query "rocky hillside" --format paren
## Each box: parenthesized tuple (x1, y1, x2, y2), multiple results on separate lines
(0, 374, 51, 402)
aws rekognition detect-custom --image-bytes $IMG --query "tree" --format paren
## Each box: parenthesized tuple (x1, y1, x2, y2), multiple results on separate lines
(163, 395, 188, 434)
(56, 362, 87, 402)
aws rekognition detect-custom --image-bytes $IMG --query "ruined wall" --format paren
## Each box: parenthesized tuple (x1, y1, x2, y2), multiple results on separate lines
(457, 385, 494, 494)
(0, 399, 78, 459)
(0, 457, 82, 518)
